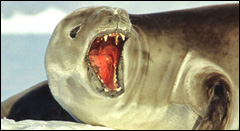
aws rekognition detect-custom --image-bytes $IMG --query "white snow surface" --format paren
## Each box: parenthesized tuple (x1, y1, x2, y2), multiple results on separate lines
(1, 118, 114, 130)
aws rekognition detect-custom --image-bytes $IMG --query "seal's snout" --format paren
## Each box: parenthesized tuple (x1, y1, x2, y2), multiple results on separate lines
(112, 8, 130, 22)
(102, 8, 121, 23)
(98, 8, 129, 24)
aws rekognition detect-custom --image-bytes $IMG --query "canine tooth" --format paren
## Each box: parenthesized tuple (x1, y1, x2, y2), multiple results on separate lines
(104, 88, 110, 92)
(115, 35, 119, 45)
(100, 79, 104, 83)
(114, 66, 117, 84)
(97, 75, 101, 79)
(116, 87, 121, 92)
(119, 33, 125, 41)
(104, 35, 108, 42)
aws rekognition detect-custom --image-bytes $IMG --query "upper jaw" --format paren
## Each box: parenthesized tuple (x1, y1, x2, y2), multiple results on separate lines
(93, 29, 131, 41)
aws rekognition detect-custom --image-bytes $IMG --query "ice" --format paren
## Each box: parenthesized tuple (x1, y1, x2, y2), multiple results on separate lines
(1, 118, 114, 130)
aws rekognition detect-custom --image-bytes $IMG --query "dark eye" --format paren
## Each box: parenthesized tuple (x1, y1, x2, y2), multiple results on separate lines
(70, 26, 80, 39)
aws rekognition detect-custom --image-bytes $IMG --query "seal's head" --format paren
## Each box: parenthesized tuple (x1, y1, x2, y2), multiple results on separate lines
(45, 7, 131, 99)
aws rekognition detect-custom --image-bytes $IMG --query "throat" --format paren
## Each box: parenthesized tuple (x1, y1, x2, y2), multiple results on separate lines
(89, 44, 120, 90)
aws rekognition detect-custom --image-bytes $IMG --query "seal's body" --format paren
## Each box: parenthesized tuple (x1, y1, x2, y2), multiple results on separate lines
(1, 4, 239, 130)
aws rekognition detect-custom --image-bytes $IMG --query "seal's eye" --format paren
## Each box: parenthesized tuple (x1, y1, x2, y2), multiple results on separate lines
(70, 25, 80, 39)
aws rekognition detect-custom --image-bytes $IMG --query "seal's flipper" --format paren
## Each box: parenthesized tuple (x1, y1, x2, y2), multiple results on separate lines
(1, 81, 76, 122)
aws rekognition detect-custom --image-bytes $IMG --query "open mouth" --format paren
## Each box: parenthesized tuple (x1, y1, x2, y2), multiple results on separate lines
(88, 32, 128, 93)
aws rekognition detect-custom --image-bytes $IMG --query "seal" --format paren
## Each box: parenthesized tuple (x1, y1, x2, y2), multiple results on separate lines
(1, 4, 239, 130)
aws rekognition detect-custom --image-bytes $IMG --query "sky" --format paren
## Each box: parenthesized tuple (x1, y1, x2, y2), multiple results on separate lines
(1, 1, 239, 101)
(2, 1, 238, 34)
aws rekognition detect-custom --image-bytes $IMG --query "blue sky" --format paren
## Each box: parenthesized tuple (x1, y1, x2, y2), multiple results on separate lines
(1, 1, 238, 101)
(2, 1, 238, 34)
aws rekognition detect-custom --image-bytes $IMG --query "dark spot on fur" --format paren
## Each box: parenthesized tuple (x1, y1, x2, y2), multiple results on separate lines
(108, 18, 112, 23)
(158, 48, 161, 52)
(142, 50, 149, 60)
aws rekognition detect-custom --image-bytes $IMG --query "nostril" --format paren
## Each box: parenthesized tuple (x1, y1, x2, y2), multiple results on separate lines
(108, 18, 112, 23)
(108, 15, 120, 23)
(113, 15, 120, 22)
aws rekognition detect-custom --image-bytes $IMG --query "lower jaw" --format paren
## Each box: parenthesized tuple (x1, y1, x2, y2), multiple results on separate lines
(87, 53, 124, 98)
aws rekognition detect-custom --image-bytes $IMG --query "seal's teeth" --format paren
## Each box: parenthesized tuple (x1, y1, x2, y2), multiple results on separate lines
(114, 76, 117, 84)
(119, 33, 125, 41)
(104, 35, 108, 42)
(104, 88, 110, 93)
(114, 66, 117, 84)
(115, 35, 119, 45)
(116, 87, 121, 92)
(97, 75, 101, 80)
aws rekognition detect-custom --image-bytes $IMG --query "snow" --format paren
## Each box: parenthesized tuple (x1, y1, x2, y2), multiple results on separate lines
(1, 118, 114, 130)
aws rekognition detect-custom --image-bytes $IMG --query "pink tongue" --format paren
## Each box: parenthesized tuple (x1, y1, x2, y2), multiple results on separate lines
(89, 45, 120, 90)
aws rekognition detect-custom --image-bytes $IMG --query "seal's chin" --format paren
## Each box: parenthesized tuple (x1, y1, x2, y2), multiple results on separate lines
(88, 32, 128, 96)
